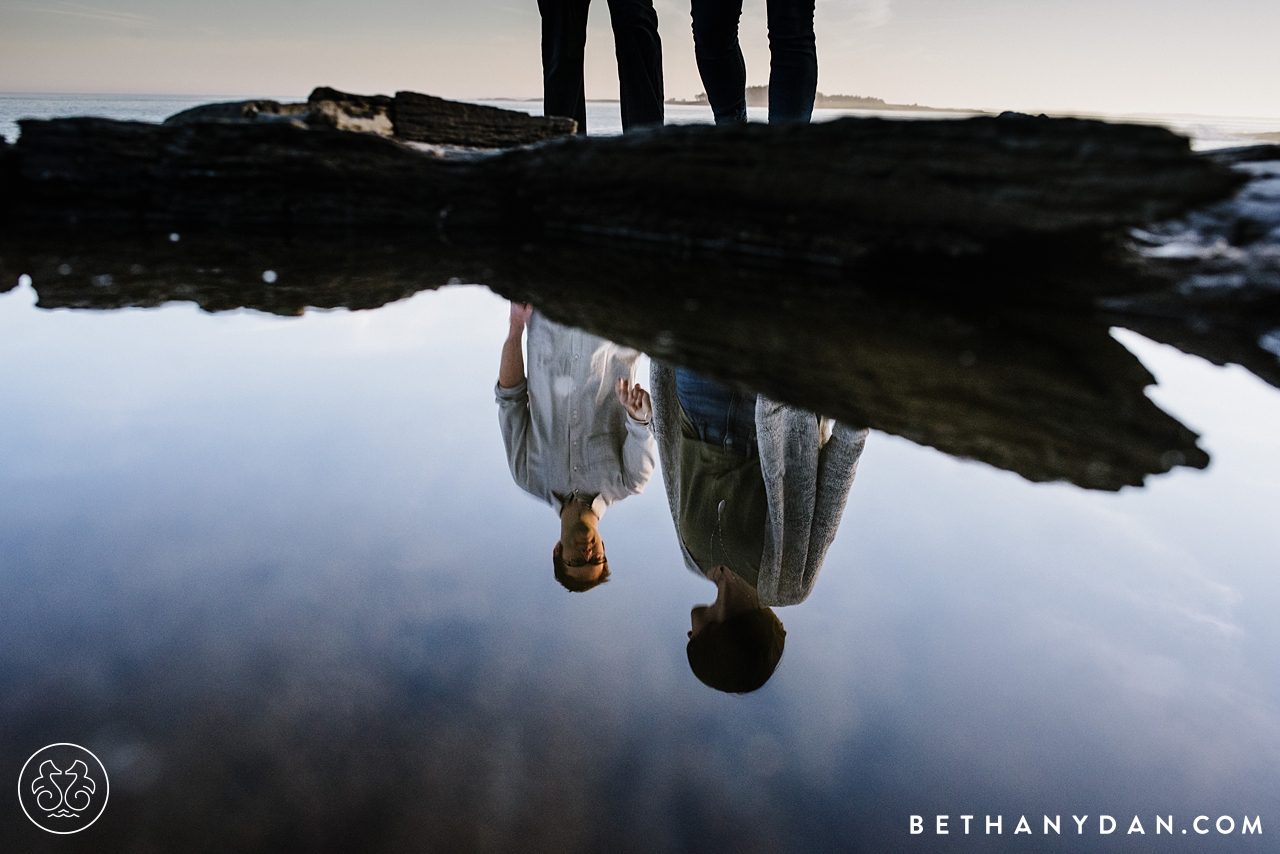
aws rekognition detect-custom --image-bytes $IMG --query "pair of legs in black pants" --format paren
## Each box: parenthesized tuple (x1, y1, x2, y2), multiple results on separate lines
(691, 0, 816, 124)
(539, 0, 664, 134)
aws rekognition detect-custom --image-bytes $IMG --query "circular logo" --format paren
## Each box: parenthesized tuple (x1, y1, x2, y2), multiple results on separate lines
(18, 743, 110, 834)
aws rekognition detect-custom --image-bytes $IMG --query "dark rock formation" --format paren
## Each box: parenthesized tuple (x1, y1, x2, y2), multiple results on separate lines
(308, 87, 395, 135)
(1100, 148, 1280, 387)
(164, 99, 312, 127)
(492, 115, 1244, 265)
(392, 90, 576, 146)
(0, 139, 15, 238)
(4, 111, 1247, 282)
(2, 232, 1213, 491)
(10, 117, 496, 232)
(1207, 143, 1280, 165)
(163, 87, 574, 146)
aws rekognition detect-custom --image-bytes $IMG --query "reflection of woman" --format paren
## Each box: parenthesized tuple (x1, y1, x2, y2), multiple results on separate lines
(651, 362, 867, 692)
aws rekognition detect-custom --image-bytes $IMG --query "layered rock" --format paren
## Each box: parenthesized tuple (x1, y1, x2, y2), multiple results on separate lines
(5, 109, 1249, 284)
(309, 87, 395, 135)
(391, 90, 576, 146)
(490, 113, 1246, 265)
(163, 87, 573, 145)
(10, 117, 493, 232)
(164, 99, 312, 127)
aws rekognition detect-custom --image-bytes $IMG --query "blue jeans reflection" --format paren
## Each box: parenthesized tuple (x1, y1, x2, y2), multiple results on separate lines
(675, 368, 757, 455)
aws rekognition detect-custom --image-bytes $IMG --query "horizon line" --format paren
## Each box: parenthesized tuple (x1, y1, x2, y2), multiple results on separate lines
(2, 92, 1279, 124)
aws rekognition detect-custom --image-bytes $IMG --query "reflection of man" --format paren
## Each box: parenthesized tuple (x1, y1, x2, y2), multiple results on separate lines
(497, 303, 656, 591)
(651, 363, 867, 692)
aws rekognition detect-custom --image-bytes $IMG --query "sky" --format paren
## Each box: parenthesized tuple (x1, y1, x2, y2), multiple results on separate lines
(0, 0, 1278, 118)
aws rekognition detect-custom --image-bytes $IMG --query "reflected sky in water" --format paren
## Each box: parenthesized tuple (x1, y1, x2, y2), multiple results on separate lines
(2, 280, 1279, 851)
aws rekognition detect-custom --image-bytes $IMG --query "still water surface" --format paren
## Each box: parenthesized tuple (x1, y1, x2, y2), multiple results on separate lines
(3, 92, 1280, 851)
(1, 267, 1279, 850)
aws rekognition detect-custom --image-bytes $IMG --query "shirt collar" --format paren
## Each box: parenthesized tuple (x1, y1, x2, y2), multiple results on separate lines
(557, 490, 607, 518)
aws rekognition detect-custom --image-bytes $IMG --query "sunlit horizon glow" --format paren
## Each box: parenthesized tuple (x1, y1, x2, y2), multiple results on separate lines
(1, 0, 1277, 120)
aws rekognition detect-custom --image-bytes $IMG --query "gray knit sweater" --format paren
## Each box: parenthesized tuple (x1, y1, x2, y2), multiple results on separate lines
(651, 362, 869, 606)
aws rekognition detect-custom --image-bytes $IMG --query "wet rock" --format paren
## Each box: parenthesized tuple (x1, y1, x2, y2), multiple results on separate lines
(164, 99, 312, 127)
(391, 90, 576, 146)
(1105, 151, 1280, 385)
(4, 112, 1246, 276)
(307, 87, 395, 136)
(160, 87, 572, 146)
(492, 116, 1245, 264)
(9, 117, 497, 232)
(0, 139, 15, 236)
(1207, 143, 1280, 164)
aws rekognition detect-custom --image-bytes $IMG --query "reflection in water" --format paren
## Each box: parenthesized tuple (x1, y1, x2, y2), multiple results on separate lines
(496, 304, 655, 591)
(652, 364, 867, 692)
(2, 258, 1280, 852)
(7, 232, 1269, 490)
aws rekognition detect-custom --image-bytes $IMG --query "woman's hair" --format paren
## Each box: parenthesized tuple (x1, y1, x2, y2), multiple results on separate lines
(686, 608, 786, 693)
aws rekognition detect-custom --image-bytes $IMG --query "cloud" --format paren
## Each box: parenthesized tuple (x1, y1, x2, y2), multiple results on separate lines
(13, 1, 156, 27)
(816, 0, 891, 29)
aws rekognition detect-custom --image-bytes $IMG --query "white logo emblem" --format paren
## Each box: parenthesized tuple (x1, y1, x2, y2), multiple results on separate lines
(18, 743, 110, 834)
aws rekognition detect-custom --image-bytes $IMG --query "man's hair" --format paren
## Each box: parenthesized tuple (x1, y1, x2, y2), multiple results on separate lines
(686, 609, 786, 694)
(552, 542, 611, 593)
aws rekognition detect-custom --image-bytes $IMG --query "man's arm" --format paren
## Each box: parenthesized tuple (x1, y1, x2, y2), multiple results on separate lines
(616, 379, 656, 494)
(496, 302, 536, 492)
(499, 302, 533, 389)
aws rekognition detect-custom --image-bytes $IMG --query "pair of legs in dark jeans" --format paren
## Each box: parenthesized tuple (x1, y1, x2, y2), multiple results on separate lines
(691, 0, 816, 124)
(539, 0, 664, 134)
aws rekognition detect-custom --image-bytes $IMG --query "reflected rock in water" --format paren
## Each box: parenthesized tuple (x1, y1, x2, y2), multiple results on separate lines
(509, 253, 1213, 492)
(1104, 150, 1280, 389)
(495, 305, 656, 591)
(0, 235, 475, 315)
(0, 235, 1234, 491)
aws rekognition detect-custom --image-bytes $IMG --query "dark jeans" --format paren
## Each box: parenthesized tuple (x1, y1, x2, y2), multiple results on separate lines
(690, 0, 816, 124)
(675, 369, 757, 456)
(539, 0, 664, 134)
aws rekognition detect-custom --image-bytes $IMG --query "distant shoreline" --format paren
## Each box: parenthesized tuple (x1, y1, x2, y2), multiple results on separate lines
(663, 99, 982, 113)
(662, 87, 985, 114)
(497, 89, 983, 112)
